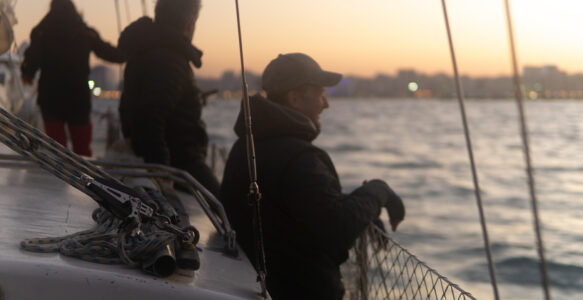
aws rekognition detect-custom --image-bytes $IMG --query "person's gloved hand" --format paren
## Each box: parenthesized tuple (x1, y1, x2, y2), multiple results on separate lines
(385, 186, 405, 231)
(372, 217, 387, 233)
(371, 217, 389, 248)
(365, 179, 405, 231)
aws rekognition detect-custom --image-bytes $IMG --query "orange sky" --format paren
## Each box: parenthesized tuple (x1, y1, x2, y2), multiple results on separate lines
(12, 0, 583, 78)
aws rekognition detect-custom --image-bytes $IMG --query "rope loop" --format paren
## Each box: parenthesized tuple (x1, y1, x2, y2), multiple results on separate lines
(21, 208, 180, 270)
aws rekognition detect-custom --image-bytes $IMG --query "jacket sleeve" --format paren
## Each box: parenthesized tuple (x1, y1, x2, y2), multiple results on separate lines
(278, 149, 389, 255)
(129, 55, 187, 165)
(20, 27, 43, 78)
(87, 28, 125, 63)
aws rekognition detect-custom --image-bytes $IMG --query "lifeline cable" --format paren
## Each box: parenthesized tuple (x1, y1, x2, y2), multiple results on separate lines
(113, 0, 122, 35)
(233, 0, 268, 297)
(503, 1, 551, 299)
(440, 1, 500, 299)
(141, 0, 148, 16)
(124, 0, 132, 25)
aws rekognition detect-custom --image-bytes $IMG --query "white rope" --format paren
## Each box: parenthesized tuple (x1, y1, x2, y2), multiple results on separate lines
(21, 208, 177, 269)
(503, 1, 551, 299)
(439, 1, 500, 299)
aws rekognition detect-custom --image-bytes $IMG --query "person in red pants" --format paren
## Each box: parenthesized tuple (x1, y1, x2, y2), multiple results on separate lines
(21, 0, 125, 156)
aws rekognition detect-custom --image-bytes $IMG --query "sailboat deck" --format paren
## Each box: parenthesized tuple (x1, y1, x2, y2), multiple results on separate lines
(0, 150, 261, 300)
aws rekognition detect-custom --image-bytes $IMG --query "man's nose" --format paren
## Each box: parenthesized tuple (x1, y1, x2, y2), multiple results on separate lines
(322, 96, 329, 109)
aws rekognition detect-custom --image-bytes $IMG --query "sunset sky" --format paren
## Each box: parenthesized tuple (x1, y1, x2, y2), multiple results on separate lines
(12, 0, 583, 78)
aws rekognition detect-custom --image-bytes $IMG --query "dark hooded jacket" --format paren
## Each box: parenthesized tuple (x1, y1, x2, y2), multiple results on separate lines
(220, 94, 392, 300)
(21, 8, 124, 122)
(117, 17, 206, 165)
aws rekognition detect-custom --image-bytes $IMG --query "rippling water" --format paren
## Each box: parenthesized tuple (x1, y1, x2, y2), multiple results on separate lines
(199, 98, 583, 300)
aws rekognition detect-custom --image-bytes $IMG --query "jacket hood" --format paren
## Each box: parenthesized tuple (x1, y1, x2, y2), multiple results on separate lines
(234, 94, 320, 142)
(118, 17, 202, 68)
(36, 10, 86, 39)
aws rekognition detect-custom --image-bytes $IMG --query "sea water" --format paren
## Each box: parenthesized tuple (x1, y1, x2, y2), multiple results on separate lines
(92, 98, 583, 299)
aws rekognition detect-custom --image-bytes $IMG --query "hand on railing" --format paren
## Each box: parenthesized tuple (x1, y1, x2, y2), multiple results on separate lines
(371, 217, 389, 250)
(385, 186, 405, 232)
(364, 179, 406, 232)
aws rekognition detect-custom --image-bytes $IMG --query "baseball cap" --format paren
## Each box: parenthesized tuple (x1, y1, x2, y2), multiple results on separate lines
(262, 53, 342, 95)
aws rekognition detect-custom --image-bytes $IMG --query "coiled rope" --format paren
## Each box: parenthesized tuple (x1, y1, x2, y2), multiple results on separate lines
(20, 208, 176, 267)
(503, 1, 551, 299)
(440, 1, 500, 299)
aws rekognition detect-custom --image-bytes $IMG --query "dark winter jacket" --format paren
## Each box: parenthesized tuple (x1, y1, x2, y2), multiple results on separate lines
(220, 95, 392, 300)
(117, 17, 206, 165)
(21, 10, 124, 120)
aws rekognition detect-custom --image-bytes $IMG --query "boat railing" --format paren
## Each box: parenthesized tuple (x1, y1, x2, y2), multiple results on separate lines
(343, 224, 476, 300)
(0, 153, 238, 256)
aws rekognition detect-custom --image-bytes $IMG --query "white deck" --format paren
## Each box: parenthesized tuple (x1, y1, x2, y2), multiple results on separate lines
(0, 145, 262, 299)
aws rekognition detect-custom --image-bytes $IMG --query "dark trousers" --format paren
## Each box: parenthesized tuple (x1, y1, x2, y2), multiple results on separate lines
(44, 121, 93, 156)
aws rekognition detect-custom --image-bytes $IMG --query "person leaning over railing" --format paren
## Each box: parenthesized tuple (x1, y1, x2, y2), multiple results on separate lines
(220, 53, 406, 300)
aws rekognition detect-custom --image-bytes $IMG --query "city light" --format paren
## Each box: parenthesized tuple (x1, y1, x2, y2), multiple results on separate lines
(92, 87, 102, 97)
(528, 91, 538, 100)
(88, 80, 95, 90)
(408, 82, 419, 92)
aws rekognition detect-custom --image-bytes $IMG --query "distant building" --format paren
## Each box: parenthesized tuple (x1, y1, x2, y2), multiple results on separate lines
(195, 64, 583, 100)
(523, 65, 570, 99)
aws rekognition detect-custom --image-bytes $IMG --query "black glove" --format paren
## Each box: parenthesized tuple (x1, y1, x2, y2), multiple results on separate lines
(385, 186, 405, 232)
(364, 179, 405, 232)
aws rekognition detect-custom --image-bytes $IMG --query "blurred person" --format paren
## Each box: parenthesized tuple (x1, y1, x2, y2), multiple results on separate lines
(220, 53, 406, 300)
(21, 0, 124, 156)
(117, 0, 219, 196)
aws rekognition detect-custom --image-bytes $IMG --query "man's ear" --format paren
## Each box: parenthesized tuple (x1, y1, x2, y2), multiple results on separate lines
(285, 90, 300, 109)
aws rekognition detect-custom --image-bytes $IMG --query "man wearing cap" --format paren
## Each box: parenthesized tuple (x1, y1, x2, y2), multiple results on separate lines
(220, 53, 405, 299)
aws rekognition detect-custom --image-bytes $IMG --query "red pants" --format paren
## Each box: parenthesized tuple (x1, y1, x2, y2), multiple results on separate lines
(44, 121, 93, 157)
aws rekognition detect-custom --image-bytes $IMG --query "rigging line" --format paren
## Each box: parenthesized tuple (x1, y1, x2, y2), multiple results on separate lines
(113, 0, 122, 35)
(113, 0, 123, 90)
(124, 0, 132, 24)
(440, 1, 500, 299)
(503, 1, 552, 299)
(141, 0, 148, 16)
(233, 0, 267, 298)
